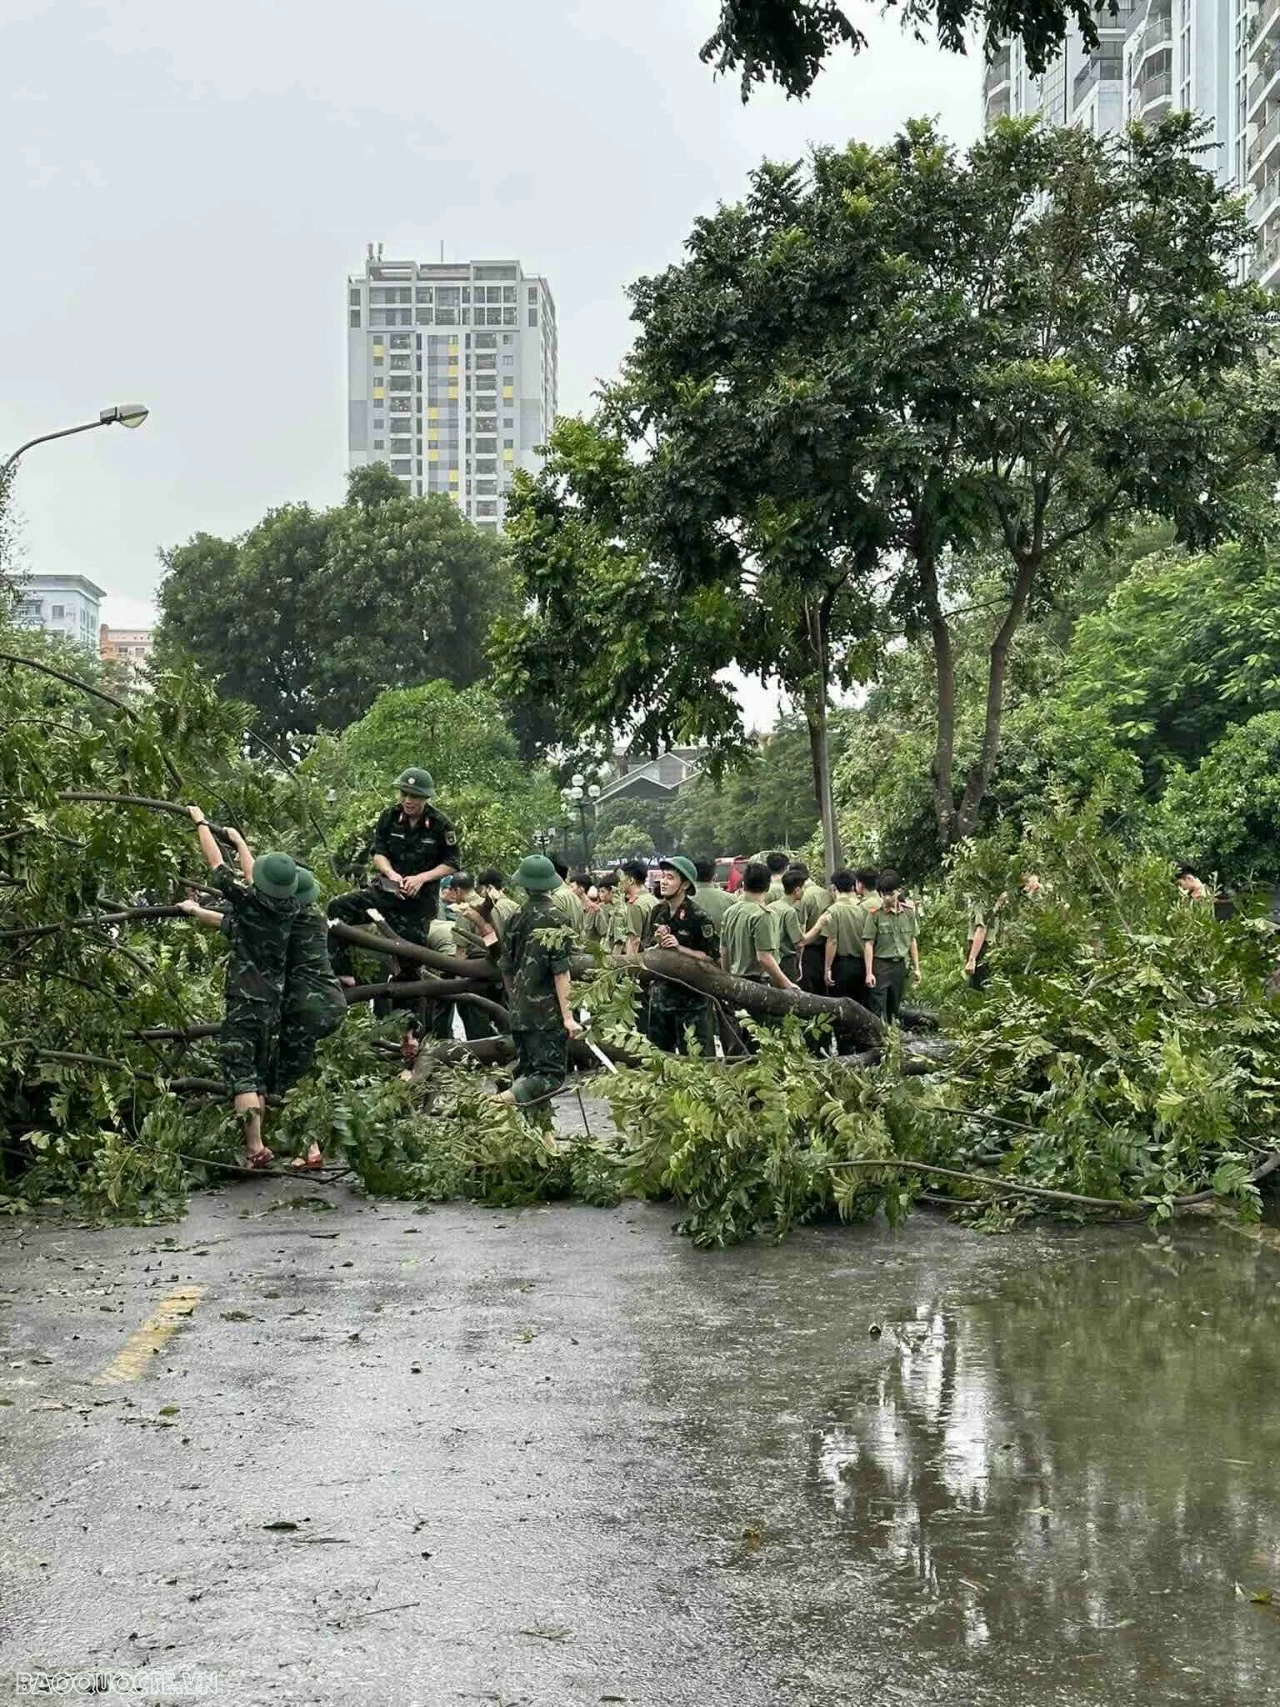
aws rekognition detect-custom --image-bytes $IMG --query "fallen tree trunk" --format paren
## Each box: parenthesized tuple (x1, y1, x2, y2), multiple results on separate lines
(327, 920, 498, 984)
(136, 976, 509, 1046)
(616, 949, 885, 1050)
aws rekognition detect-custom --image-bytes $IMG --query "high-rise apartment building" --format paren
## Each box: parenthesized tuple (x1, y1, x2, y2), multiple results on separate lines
(982, 0, 1274, 282)
(347, 248, 558, 533)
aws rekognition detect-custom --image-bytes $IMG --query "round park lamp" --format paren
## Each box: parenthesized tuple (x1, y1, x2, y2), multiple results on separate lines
(1, 403, 150, 480)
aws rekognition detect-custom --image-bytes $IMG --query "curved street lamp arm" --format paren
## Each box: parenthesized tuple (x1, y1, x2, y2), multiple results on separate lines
(1, 418, 109, 480)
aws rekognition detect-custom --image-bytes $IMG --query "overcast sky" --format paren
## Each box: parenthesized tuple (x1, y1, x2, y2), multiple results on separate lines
(3, 0, 980, 642)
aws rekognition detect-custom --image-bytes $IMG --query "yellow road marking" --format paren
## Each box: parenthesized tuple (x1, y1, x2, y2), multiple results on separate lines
(97, 1285, 204, 1384)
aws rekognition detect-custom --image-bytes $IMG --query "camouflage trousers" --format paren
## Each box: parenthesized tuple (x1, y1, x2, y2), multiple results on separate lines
(271, 980, 348, 1095)
(510, 1026, 569, 1107)
(221, 967, 283, 1098)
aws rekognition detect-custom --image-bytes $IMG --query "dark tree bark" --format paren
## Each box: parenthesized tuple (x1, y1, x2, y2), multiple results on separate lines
(619, 948, 884, 1049)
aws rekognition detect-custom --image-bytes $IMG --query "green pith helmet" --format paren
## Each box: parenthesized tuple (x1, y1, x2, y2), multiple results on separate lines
(293, 866, 320, 905)
(395, 767, 435, 799)
(253, 851, 299, 899)
(513, 853, 561, 892)
(659, 856, 699, 889)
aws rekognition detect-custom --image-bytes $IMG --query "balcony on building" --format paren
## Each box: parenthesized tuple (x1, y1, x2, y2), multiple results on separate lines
(1133, 46, 1174, 117)
(1074, 49, 1124, 106)
(1254, 206, 1280, 285)
(1253, 0, 1280, 51)
(1248, 43, 1280, 119)
(984, 43, 1012, 91)
(1251, 93, 1280, 177)
(1132, 3, 1174, 67)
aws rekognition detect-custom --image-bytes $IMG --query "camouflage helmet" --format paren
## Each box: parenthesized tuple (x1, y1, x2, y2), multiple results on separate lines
(395, 767, 435, 799)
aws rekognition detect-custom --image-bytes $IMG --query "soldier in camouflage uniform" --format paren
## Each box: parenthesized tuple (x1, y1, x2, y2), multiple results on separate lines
(272, 867, 347, 1167)
(181, 806, 299, 1168)
(497, 854, 583, 1111)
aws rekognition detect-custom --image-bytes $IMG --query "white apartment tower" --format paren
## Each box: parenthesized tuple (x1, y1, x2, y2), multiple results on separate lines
(347, 249, 558, 532)
(982, 0, 1278, 281)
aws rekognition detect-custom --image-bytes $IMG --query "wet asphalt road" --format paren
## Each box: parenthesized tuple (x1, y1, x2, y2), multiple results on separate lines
(2, 1187, 1279, 1707)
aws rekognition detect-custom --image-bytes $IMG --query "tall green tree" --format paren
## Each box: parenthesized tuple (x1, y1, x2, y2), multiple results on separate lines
(155, 466, 509, 748)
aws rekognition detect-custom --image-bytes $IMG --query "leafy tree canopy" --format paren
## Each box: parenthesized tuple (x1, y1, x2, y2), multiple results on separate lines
(155, 466, 510, 749)
(702, 0, 1126, 98)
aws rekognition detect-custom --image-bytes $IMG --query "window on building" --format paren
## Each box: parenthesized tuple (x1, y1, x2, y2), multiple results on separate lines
(415, 287, 432, 303)
(390, 437, 412, 453)
(475, 436, 497, 453)
(51, 604, 65, 620)
(390, 354, 411, 370)
(528, 308, 538, 327)
(476, 478, 498, 495)
(503, 416, 513, 427)
(475, 353, 497, 371)
(476, 457, 497, 474)
(350, 288, 362, 305)
(391, 458, 412, 473)
(350, 310, 361, 328)
(436, 308, 457, 325)
(503, 438, 514, 449)
(503, 308, 517, 325)
(528, 286, 538, 301)
(437, 287, 460, 307)
(476, 416, 497, 433)
(475, 333, 497, 350)
(476, 501, 498, 517)
(372, 439, 384, 450)
(390, 333, 411, 349)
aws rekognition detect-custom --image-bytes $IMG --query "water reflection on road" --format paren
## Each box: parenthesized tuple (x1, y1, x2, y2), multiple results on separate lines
(641, 1220, 1280, 1706)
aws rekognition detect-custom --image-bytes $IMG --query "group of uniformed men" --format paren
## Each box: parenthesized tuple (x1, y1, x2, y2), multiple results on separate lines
(186, 765, 934, 1138)
(308, 767, 929, 1106)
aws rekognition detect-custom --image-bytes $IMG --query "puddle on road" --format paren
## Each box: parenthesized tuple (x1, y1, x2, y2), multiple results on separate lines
(642, 1222, 1280, 1705)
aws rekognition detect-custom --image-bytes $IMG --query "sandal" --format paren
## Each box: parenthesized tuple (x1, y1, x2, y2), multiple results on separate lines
(245, 1146, 275, 1170)
(290, 1152, 325, 1171)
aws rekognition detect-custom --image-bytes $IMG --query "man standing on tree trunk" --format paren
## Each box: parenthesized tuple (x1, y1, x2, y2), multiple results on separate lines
(327, 767, 460, 988)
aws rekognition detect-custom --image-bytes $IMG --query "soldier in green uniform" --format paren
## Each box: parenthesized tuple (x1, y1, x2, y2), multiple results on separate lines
(180, 805, 299, 1169)
(619, 859, 658, 956)
(693, 858, 733, 930)
(642, 856, 719, 1054)
(789, 863, 830, 992)
(327, 767, 460, 988)
(271, 866, 347, 1168)
(862, 868, 920, 1025)
(547, 856, 587, 945)
(720, 862, 797, 989)
(814, 870, 866, 1001)
(497, 854, 583, 1112)
(769, 869, 806, 986)
(963, 891, 1006, 989)
(475, 867, 520, 945)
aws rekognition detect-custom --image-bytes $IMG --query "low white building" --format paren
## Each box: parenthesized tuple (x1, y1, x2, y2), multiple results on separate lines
(11, 573, 105, 650)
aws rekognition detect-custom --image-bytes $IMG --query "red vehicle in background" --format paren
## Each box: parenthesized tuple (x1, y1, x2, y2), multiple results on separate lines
(714, 856, 750, 893)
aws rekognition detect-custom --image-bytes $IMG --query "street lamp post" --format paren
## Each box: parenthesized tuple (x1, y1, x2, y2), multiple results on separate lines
(561, 773, 602, 869)
(1, 404, 150, 483)
(532, 827, 558, 856)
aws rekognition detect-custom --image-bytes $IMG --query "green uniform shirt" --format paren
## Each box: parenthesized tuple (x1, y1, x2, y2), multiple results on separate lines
(767, 878, 785, 904)
(426, 919, 456, 953)
(820, 896, 865, 957)
(548, 881, 586, 945)
(283, 909, 342, 1007)
(694, 882, 733, 929)
(798, 882, 830, 933)
(721, 897, 780, 979)
(623, 885, 657, 945)
(500, 894, 574, 1031)
(768, 897, 803, 978)
(967, 896, 1004, 948)
(862, 900, 917, 963)
(488, 893, 520, 944)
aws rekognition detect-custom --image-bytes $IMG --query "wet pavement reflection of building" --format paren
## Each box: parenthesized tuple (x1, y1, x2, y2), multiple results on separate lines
(636, 1219, 1280, 1706)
